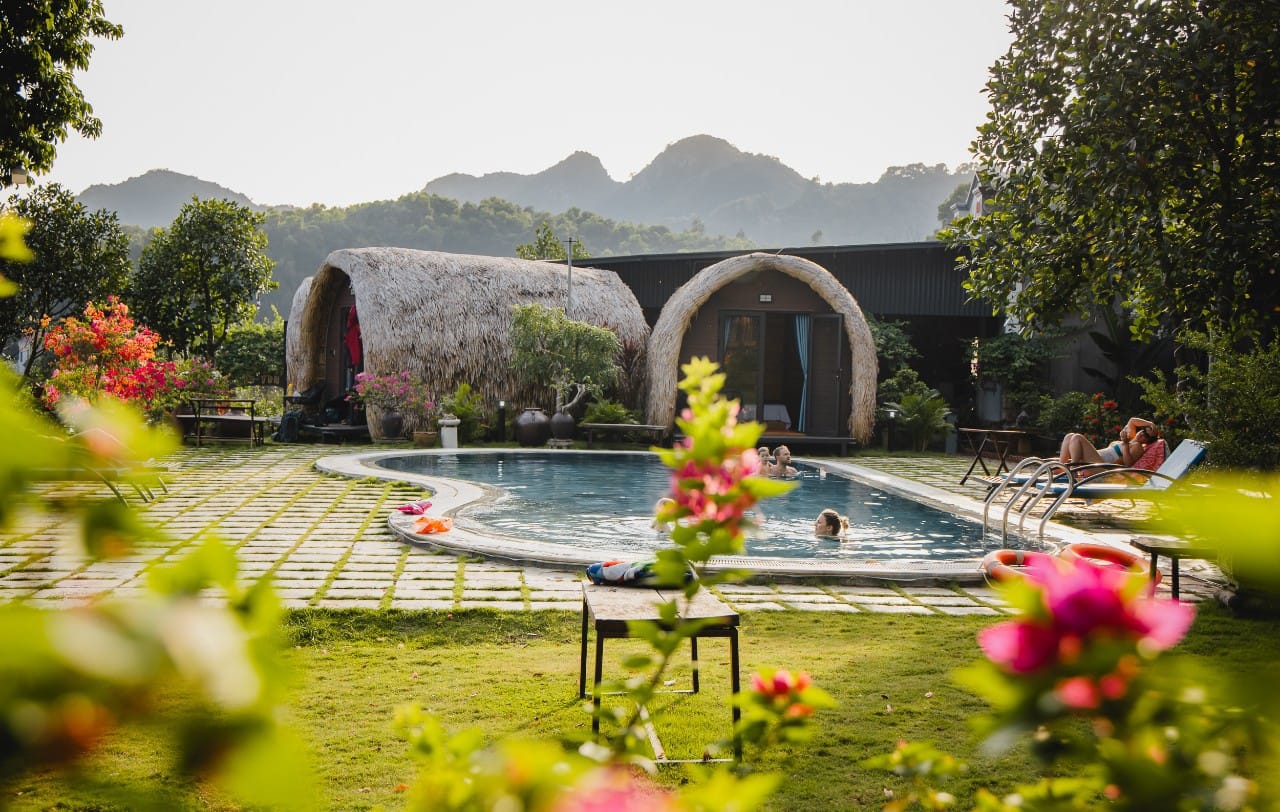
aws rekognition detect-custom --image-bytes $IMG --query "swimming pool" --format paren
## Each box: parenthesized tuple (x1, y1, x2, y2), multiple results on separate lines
(370, 450, 1017, 562)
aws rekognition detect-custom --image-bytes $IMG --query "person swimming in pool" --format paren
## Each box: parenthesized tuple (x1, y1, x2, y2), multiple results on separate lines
(651, 496, 676, 533)
(813, 508, 849, 537)
(767, 445, 798, 476)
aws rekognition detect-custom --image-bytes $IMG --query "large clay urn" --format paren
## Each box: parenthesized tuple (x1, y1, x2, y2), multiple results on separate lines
(514, 408, 551, 447)
(379, 410, 405, 441)
(549, 410, 576, 440)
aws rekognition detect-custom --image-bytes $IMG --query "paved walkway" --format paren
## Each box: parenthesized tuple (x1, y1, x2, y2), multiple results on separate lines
(0, 445, 1223, 614)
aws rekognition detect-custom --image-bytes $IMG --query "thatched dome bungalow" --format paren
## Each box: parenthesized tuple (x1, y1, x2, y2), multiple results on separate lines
(286, 248, 649, 434)
(645, 252, 878, 444)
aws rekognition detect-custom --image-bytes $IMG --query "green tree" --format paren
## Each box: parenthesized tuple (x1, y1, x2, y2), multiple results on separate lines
(215, 310, 285, 387)
(509, 304, 620, 414)
(0, 0, 122, 185)
(944, 0, 1280, 344)
(0, 184, 130, 377)
(514, 221, 590, 261)
(133, 198, 276, 356)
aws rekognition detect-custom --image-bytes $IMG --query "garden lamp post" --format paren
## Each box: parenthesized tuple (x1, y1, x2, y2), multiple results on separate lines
(884, 408, 898, 452)
(497, 400, 507, 442)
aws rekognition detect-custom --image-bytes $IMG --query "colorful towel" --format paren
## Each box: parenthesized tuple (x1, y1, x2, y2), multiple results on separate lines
(395, 500, 433, 514)
(412, 515, 452, 534)
(585, 560, 693, 587)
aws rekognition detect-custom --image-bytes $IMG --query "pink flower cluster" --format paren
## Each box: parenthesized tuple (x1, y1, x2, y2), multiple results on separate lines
(668, 443, 763, 534)
(750, 669, 816, 718)
(979, 556, 1195, 708)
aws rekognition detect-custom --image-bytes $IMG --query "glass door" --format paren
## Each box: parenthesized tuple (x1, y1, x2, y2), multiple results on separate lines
(720, 313, 763, 422)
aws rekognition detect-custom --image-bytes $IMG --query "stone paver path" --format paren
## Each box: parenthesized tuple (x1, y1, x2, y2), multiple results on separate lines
(0, 445, 1222, 613)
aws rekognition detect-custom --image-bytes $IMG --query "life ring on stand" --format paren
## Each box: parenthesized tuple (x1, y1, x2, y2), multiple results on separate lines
(981, 549, 1056, 584)
(1060, 542, 1161, 585)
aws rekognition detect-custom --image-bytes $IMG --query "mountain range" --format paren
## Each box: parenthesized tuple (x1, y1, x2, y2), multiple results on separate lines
(75, 135, 971, 244)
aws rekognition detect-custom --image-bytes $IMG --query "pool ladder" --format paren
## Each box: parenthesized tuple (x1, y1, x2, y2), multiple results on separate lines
(982, 458, 1074, 543)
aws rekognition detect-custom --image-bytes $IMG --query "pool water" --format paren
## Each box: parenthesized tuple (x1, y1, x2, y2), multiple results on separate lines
(375, 451, 1000, 561)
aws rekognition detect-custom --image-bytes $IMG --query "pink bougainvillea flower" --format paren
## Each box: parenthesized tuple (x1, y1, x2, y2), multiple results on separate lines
(982, 555, 1195, 676)
(1055, 676, 1102, 709)
(978, 620, 1062, 674)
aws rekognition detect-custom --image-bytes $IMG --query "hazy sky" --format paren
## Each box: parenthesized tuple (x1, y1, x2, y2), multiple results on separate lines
(42, 0, 1013, 208)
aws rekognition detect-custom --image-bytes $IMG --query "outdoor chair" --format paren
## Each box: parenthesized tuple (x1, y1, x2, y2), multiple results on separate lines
(984, 439, 1206, 541)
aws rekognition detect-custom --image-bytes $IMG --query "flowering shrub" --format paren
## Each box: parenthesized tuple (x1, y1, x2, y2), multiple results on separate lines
(350, 370, 436, 420)
(41, 298, 180, 417)
(866, 549, 1274, 809)
(1080, 391, 1121, 447)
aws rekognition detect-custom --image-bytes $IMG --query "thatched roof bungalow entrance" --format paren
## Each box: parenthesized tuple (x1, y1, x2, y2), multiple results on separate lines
(286, 248, 649, 434)
(645, 253, 877, 443)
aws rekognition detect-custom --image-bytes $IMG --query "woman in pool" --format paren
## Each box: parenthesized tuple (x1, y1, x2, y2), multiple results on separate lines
(813, 508, 849, 537)
(651, 497, 675, 533)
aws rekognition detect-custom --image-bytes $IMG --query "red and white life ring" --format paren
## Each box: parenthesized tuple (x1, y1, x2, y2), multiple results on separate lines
(1060, 542, 1161, 585)
(981, 549, 1056, 584)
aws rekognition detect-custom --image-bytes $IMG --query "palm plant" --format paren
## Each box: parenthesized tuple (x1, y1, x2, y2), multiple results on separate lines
(886, 392, 953, 452)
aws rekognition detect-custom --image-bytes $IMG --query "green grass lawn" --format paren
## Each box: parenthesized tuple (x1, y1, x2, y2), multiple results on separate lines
(10, 605, 1279, 811)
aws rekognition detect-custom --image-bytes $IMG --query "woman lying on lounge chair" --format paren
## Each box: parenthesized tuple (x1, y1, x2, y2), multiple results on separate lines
(1059, 416, 1159, 467)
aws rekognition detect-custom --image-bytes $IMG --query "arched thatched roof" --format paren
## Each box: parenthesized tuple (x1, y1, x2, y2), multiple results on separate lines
(286, 248, 649, 413)
(644, 252, 878, 443)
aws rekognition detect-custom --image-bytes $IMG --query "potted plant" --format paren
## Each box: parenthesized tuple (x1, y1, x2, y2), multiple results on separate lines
(350, 370, 435, 442)
(509, 304, 622, 443)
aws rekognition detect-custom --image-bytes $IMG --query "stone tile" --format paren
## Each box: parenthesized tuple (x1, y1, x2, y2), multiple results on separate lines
(388, 599, 454, 610)
(458, 599, 527, 610)
(912, 595, 985, 607)
(392, 589, 453, 600)
(935, 605, 1002, 616)
(857, 604, 935, 615)
(315, 599, 382, 609)
(322, 588, 388, 600)
(844, 594, 915, 605)
(733, 601, 788, 611)
(527, 601, 578, 611)
(786, 601, 860, 612)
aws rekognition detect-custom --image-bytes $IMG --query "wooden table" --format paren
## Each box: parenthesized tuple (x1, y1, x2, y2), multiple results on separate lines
(579, 583, 741, 760)
(958, 428, 1030, 485)
(1130, 536, 1219, 600)
(579, 422, 668, 448)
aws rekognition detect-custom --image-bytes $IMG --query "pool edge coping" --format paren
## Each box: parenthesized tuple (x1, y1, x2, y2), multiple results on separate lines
(316, 449, 1134, 585)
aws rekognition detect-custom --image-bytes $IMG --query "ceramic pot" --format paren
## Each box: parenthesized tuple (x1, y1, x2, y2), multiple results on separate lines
(413, 430, 439, 448)
(550, 410, 576, 440)
(380, 410, 405, 441)
(514, 408, 551, 447)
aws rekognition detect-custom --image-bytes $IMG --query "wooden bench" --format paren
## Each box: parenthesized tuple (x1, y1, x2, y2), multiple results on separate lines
(579, 422, 668, 448)
(579, 583, 741, 761)
(1130, 536, 1219, 600)
(187, 399, 270, 447)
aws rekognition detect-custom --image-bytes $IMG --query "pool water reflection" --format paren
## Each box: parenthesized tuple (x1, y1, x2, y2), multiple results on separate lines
(374, 451, 1013, 562)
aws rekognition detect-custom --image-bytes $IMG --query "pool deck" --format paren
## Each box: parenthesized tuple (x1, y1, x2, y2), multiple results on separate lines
(0, 445, 1225, 614)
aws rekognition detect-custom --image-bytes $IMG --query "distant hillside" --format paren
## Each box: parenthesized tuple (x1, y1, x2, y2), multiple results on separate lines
(71, 136, 974, 316)
(76, 169, 263, 229)
(425, 135, 971, 245)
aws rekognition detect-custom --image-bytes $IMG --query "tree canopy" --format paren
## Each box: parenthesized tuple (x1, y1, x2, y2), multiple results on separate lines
(0, 0, 122, 184)
(509, 304, 621, 414)
(132, 198, 276, 356)
(0, 184, 130, 376)
(515, 221, 590, 261)
(944, 0, 1280, 343)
